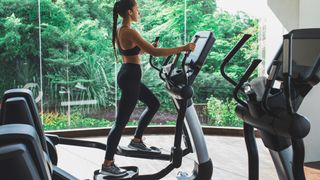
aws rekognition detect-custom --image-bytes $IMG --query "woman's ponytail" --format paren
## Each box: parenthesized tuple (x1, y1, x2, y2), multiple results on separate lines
(112, 0, 137, 63)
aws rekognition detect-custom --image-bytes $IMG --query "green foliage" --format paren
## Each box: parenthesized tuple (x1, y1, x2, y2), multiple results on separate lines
(43, 111, 176, 130)
(43, 112, 112, 130)
(0, 0, 40, 93)
(207, 96, 242, 127)
(193, 71, 234, 102)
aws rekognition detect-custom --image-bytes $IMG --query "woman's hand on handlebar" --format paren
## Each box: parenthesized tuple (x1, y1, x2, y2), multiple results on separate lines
(152, 41, 159, 47)
(183, 42, 196, 52)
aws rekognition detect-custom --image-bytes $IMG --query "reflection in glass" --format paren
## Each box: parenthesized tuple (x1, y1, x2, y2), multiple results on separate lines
(40, 0, 116, 130)
(0, 0, 41, 114)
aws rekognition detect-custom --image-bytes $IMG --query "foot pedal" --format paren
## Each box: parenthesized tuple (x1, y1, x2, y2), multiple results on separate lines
(93, 166, 138, 180)
(177, 171, 195, 179)
(117, 145, 161, 158)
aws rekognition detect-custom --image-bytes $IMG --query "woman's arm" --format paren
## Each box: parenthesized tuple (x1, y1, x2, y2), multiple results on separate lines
(139, 41, 158, 55)
(128, 29, 194, 57)
(139, 49, 145, 55)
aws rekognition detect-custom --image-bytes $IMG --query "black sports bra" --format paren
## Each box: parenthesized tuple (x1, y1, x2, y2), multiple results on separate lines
(117, 26, 141, 56)
(118, 45, 141, 56)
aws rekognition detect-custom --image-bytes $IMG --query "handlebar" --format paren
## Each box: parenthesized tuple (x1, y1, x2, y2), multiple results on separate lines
(182, 35, 200, 85)
(219, 34, 264, 106)
(233, 59, 262, 107)
(163, 55, 173, 66)
(149, 36, 161, 72)
(168, 53, 181, 77)
(220, 34, 251, 87)
(154, 36, 160, 43)
(282, 34, 295, 114)
(262, 61, 280, 113)
(149, 35, 200, 87)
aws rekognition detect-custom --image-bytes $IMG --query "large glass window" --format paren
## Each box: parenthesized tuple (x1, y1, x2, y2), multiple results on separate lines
(1, 0, 268, 130)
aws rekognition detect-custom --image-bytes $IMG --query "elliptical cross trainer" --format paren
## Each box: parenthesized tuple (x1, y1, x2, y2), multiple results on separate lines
(0, 31, 215, 180)
(221, 29, 320, 180)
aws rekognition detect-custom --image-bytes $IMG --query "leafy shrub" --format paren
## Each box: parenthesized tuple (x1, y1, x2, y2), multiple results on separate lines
(43, 112, 112, 130)
(43, 112, 177, 130)
(207, 96, 242, 127)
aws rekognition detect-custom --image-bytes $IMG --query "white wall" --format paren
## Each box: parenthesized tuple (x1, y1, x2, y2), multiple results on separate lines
(299, 0, 320, 28)
(263, 12, 285, 69)
(298, 85, 320, 162)
(267, 0, 299, 31)
(267, 0, 320, 162)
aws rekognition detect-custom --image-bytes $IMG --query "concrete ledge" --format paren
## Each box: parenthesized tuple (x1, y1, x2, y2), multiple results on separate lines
(45, 126, 260, 138)
(305, 161, 320, 169)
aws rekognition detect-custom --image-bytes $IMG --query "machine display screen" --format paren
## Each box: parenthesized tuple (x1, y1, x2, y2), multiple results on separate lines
(186, 37, 208, 64)
(273, 38, 320, 80)
(292, 39, 320, 66)
(277, 39, 320, 67)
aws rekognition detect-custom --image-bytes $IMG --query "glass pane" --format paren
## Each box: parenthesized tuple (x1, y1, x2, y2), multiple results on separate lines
(0, 0, 274, 129)
(185, 0, 260, 127)
(0, 0, 41, 112)
(41, 0, 115, 130)
(131, 1, 187, 126)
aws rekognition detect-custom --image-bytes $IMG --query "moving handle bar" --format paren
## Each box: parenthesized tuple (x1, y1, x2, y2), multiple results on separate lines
(220, 34, 252, 87)
(182, 35, 200, 85)
(164, 35, 201, 86)
(149, 36, 161, 71)
(282, 34, 294, 113)
(233, 59, 262, 107)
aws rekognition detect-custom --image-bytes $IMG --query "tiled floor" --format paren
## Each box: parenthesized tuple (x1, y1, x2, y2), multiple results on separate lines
(55, 135, 278, 180)
(304, 162, 320, 180)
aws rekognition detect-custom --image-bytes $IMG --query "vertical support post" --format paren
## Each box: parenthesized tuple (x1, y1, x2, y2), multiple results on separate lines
(184, 0, 187, 44)
(38, 0, 44, 124)
(244, 123, 259, 180)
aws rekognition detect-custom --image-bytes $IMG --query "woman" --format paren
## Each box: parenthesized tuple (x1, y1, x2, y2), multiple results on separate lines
(102, 0, 195, 177)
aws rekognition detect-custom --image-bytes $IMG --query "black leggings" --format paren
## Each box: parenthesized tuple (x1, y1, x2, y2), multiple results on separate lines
(105, 63, 160, 160)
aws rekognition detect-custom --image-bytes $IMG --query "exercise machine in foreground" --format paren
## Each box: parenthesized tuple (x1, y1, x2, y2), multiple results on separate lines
(221, 29, 320, 180)
(0, 31, 215, 180)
